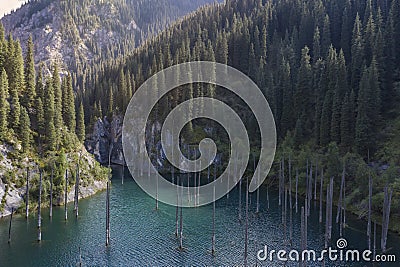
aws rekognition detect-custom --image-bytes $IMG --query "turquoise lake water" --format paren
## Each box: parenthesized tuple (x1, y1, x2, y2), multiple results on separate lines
(0, 167, 399, 266)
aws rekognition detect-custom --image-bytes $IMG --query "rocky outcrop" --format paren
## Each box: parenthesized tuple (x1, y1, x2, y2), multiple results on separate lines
(85, 115, 124, 165)
(0, 144, 108, 218)
(54, 179, 107, 207)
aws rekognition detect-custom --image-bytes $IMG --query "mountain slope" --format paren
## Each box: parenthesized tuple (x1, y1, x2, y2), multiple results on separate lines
(1, 0, 217, 72)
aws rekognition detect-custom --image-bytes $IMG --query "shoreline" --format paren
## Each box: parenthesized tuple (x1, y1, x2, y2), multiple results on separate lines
(0, 179, 107, 219)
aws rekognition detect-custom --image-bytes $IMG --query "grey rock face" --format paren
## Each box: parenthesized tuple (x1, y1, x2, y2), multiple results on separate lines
(85, 115, 124, 165)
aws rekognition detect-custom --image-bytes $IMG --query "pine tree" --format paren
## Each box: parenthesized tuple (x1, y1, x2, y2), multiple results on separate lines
(321, 14, 331, 57)
(330, 49, 347, 144)
(126, 70, 133, 103)
(261, 25, 267, 61)
(295, 46, 313, 136)
(52, 65, 63, 137)
(35, 64, 44, 101)
(107, 87, 114, 118)
(368, 57, 381, 124)
(355, 59, 380, 155)
(23, 36, 36, 111)
(320, 90, 333, 146)
(340, 92, 353, 150)
(7, 39, 23, 131)
(215, 31, 228, 65)
(330, 89, 341, 144)
(337, 49, 348, 99)
(355, 67, 370, 155)
(63, 74, 76, 132)
(0, 69, 9, 138)
(44, 79, 56, 151)
(36, 97, 45, 140)
(117, 68, 127, 112)
(33, 65, 44, 135)
(294, 117, 304, 146)
(76, 101, 85, 142)
(351, 13, 364, 92)
(364, 12, 376, 65)
(312, 26, 321, 62)
(19, 106, 31, 152)
(8, 76, 21, 132)
(206, 40, 216, 100)
(248, 43, 256, 80)
(280, 59, 293, 135)
(340, 1, 352, 62)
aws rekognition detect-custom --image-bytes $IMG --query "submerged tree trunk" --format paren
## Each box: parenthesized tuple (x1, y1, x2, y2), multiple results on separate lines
(244, 177, 249, 267)
(304, 197, 308, 249)
(373, 221, 377, 259)
(314, 159, 318, 201)
(121, 163, 124, 185)
(307, 161, 312, 216)
(212, 185, 216, 255)
(106, 177, 110, 246)
(319, 169, 324, 223)
(25, 167, 29, 219)
(289, 157, 293, 244)
(49, 167, 54, 218)
(367, 173, 372, 250)
(325, 183, 329, 248)
(198, 160, 201, 207)
(8, 208, 13, 244)
(212, 163, 217, 254)
(64, 169, 68, 221)
(283, 188, 287, 240)
(381, 186, 392, 253)
(295, 168, 298, 214)
(156, 173, 159, 210)
(300, 206, 306, 267)
(343, 174, 346, 228)
(175, 172, 179, 237)
(238, 167, 242, 221)
(74, 164, 80, 217)
(325, 177, 334, 242)
(38, 170, 42, 242)
(256, 171, 260, 214)
(179, 177, 184, 250)
(337, 164, 345, 236)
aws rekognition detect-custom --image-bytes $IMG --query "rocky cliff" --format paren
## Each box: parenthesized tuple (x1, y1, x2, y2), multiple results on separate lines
(85, 115, 124, 165)
(1, 0, 217, 72)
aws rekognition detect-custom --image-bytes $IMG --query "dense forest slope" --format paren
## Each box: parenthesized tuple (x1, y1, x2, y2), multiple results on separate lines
(0, 24, 108, 217)
(82, 0, 400, 231)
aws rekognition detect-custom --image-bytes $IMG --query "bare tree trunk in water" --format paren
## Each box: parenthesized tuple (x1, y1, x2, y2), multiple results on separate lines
(319, 169, 324, 223)
(244, 177, 249, 267)
(295, 168, 298, 214)
(64, 169, 68, 221)
(49, 167, 53, 218)
(8, 208, 14, 243)
(367, 173, 372, 250)
(381, 186, 392, 253)
(38, 170, 42, 242)
(25, 167, 29, 219)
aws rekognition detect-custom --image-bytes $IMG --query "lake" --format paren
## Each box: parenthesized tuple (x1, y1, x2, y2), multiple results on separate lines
(0, 167, 399, 266)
